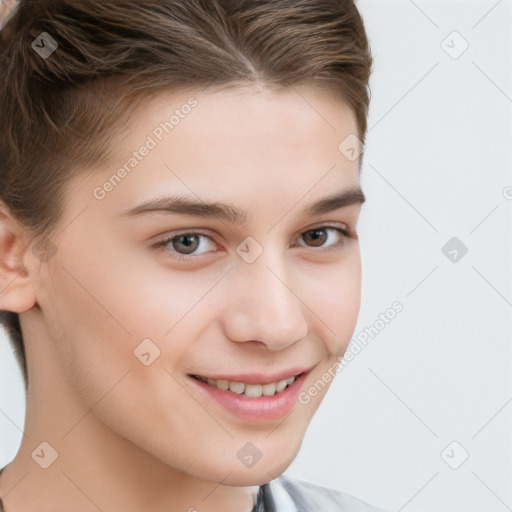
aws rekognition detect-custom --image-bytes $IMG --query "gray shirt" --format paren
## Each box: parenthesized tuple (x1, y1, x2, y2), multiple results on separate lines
(252, 473, 386, 511)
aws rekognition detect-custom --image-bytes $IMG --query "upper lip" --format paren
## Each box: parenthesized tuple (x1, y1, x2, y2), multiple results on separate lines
(189, 366, 313, 385)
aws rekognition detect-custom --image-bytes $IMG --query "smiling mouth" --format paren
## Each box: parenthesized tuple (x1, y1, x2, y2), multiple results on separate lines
(190, 374, 301, 398)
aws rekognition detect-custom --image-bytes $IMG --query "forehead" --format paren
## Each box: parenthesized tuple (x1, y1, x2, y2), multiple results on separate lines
(66, 85, 362, 221)
(114, 84, 359, 162)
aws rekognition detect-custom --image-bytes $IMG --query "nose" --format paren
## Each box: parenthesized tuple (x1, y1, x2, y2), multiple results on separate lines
(221, 247, 309, 351)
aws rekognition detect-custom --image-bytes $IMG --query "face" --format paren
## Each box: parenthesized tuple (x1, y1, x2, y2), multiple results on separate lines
(31, 85, 364, 486)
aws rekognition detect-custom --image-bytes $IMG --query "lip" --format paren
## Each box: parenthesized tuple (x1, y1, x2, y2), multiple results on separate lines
(188, 369, 311, 422)
(189, 367, 311, 385)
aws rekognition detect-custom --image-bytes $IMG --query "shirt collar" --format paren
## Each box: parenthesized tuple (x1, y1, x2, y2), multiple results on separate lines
(266, 478, 299, 512)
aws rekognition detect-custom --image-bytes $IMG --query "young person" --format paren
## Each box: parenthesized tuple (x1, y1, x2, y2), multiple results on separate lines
(0, 0, 385, 510)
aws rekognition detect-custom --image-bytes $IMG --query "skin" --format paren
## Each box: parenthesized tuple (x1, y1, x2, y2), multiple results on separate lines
(0, 84, 364, 512)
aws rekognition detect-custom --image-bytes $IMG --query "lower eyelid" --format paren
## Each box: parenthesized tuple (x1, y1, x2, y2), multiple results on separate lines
(153, 233, 216, 253)
(152, 226, 352, 257)
(296, 227, 351, 248)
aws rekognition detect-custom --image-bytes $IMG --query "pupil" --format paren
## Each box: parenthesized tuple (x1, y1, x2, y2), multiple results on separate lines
(173, 235, 199, 254)
(306, 229, 326, 247)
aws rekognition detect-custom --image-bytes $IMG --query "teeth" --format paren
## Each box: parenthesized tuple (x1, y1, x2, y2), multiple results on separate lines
(228, 381, 245, 394)
(261, 382, 276, 396)
(195, 375, 296, 397)
(244, 384, 263, 398)
(216, 379, 229, 391)
(275, 379, 288, 392)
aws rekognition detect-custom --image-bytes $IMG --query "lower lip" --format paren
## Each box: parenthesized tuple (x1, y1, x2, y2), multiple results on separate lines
(188, 372, 309, 422)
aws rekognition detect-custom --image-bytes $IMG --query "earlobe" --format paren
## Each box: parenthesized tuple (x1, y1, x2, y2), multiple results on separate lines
(0, 205, 37, 314)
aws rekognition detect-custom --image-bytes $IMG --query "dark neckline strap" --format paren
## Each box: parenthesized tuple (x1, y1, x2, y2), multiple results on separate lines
(252, 482, 276, 512)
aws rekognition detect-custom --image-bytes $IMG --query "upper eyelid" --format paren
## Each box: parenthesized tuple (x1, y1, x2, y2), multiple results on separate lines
(152, 224, 352, 249)
(153, 221, 351, 241)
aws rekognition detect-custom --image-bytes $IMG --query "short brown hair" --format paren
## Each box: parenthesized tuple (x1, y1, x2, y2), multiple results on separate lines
(0, 0, 372, 380)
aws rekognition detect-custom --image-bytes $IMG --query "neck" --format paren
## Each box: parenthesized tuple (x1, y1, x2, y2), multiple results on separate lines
(0, 349, 259, 512)
(0, 434, 258, 512)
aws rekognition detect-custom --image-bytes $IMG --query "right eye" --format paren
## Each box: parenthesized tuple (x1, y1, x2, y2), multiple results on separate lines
(151, 231, 219, 261)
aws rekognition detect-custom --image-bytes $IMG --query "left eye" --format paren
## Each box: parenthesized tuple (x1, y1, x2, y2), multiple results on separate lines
(297, 227, 351, 249)
(152, 226, 352, 261)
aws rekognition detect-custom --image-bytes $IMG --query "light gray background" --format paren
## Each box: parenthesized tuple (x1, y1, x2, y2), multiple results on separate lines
(1, 1, 511, 510)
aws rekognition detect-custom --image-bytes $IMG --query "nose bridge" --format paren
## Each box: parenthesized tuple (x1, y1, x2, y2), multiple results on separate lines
(221, 245, 309, 349)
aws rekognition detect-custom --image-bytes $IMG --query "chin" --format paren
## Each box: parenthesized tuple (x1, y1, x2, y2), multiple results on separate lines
(213, 445, 300, 487)
(214, 463, 293, 487)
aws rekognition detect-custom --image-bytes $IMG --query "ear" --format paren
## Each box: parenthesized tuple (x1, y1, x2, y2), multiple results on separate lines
(0, 203, 37, 313)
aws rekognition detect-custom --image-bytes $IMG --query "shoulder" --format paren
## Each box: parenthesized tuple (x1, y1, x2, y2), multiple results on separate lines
(271, 472, 388, 512)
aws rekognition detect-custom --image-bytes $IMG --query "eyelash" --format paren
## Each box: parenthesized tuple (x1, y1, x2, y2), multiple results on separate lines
(151, 225, 355, 262)
(151, 225, 356, 261)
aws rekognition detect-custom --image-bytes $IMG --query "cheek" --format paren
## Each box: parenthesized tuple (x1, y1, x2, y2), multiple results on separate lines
(37, 257, 188, 445)
(35, 247, 142, 407)
(306, 250, 362, 353)
(36, 245, 218, 401)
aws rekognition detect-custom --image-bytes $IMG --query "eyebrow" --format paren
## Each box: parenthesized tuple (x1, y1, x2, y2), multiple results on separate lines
(121, 188, 365, 224)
